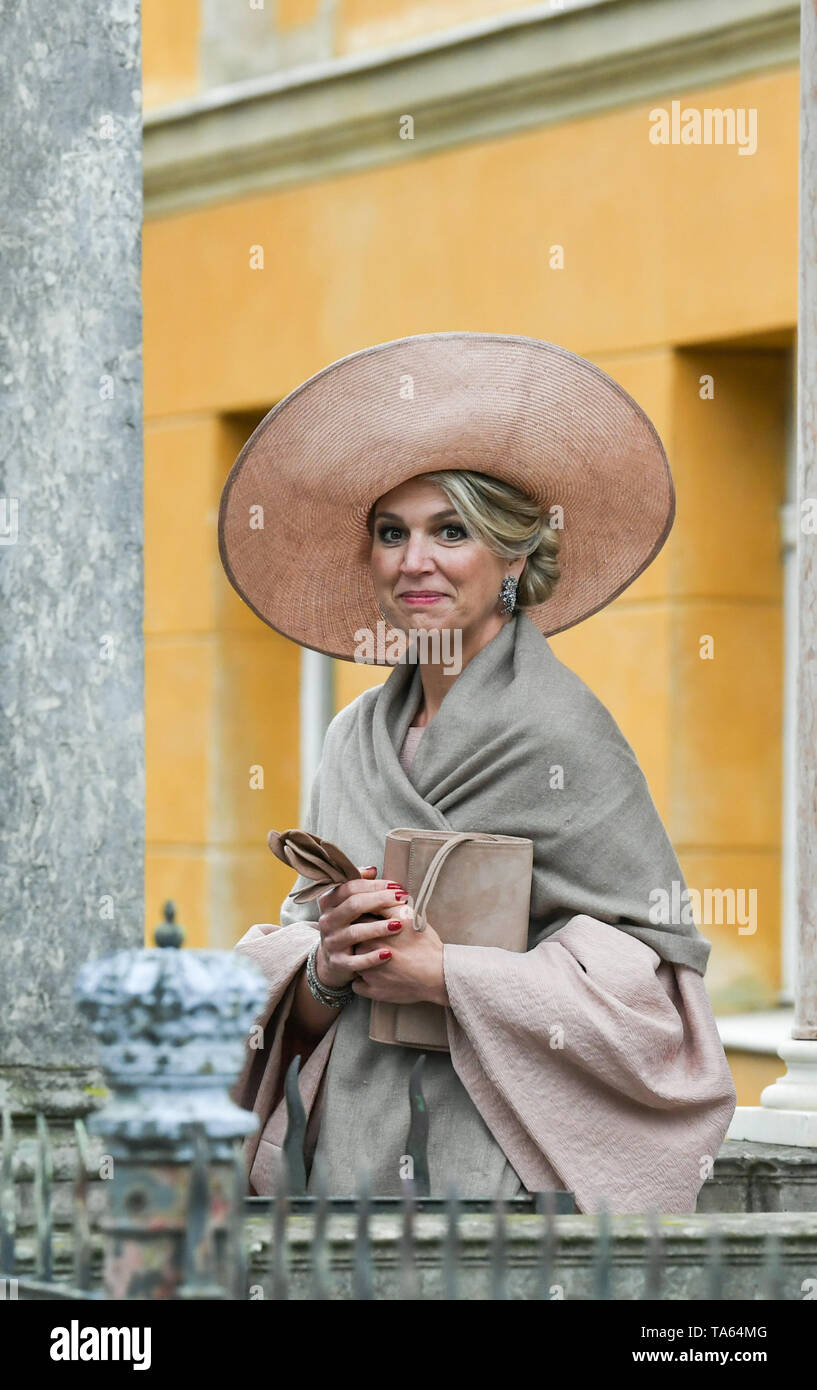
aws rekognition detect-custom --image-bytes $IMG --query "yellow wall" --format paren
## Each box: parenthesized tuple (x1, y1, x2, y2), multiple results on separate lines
(145, 412, 303, 949)
(143, 69, 796, 417)
(143, 19, 798, 1098)
(142, 0, 200, 110)
(728, 1050, 789, 1109)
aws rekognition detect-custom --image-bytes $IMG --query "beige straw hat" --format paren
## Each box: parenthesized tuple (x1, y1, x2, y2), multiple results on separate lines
(218, 332, 675, 662)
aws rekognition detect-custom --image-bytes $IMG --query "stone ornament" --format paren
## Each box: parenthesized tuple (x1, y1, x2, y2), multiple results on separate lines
(74, 904, 268, 1152)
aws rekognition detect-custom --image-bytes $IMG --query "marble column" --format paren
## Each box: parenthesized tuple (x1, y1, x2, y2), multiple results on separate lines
(729, 0, 817, 1144)
(0, 2, 143, 1138)
(793, 0, 817, 1047)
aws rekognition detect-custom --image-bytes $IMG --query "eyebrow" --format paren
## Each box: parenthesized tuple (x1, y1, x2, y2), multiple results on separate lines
(374, 508, 462, 523)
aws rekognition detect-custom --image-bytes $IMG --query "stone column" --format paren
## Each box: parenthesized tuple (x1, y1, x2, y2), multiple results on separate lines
(793, 1, 817, 1047)
(0, 3, 143, 1145)
(729, 0, 817, 1144)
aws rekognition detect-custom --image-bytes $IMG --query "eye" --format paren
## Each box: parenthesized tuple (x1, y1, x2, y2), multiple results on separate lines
(375, 522, 467, 542)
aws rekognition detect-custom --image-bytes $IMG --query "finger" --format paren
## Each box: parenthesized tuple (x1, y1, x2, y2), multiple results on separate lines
(342, 888, 410, 922)
(335, 946, 394, 973)
(316, 878, 364, 911)
(321, 878, 408, 909)
(318, 892, 408, 936)
(334, 912, 408, 953)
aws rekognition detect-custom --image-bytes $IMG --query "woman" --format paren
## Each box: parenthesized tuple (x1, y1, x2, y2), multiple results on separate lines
(219, 331, 737, 1213)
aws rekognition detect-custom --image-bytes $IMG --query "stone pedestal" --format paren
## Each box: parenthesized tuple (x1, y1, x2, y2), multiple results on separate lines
(728, 1042, 817, 1146)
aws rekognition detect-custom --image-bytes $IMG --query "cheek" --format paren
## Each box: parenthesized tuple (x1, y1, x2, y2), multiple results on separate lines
(370, 547, 396, 578)
(447, 556, 502, 599)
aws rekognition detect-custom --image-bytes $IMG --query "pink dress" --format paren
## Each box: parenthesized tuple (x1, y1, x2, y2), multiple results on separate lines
(397, 722, 425, 774)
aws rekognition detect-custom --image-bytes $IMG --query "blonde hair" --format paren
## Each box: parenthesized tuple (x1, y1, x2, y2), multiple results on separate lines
(369, 469, 560, 607)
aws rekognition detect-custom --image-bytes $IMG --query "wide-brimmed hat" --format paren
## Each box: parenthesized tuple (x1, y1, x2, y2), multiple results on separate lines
(218, 332, 675, 662)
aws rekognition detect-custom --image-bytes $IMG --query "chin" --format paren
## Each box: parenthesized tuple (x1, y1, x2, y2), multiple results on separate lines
(410, 614, 456, 631)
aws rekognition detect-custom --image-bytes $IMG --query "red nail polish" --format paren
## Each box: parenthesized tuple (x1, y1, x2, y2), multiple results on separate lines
(387, 921, 402, 932)
(386, 883, 403, 890)
(379, 949, 392, 960)
(394, 892, 408, 901)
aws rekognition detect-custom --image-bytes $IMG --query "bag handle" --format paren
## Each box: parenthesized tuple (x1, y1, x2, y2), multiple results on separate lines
(412, 833, 498, 932)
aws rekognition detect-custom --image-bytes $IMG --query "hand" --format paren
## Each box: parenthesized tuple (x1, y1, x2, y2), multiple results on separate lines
(351, 901, 448, 1007)
(313, 866, 412, 989)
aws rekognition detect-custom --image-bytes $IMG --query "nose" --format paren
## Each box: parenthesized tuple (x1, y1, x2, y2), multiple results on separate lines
(400, 530, 436, 573)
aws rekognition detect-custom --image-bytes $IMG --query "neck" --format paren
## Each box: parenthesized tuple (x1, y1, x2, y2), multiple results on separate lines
(412, 612, 515, 725)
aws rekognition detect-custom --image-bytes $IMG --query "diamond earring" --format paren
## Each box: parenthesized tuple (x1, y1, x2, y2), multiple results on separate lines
(499, 575, 518, 615)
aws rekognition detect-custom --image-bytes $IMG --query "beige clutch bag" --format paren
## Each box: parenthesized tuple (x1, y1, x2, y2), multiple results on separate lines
(267, 826, 534, 1054)
(370, 828, 533, 1053)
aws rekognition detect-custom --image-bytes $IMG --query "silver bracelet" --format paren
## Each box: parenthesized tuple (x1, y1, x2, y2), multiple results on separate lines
(307, 941, 351, 996)
(306, 941, 354, 1009)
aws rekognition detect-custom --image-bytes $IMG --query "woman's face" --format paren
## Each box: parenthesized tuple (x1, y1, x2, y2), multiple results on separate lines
(369, 476, 525, 643)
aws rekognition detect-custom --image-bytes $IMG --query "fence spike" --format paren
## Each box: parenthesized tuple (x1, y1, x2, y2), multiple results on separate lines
(310, 1152, 331, 1302)
(353, 1166, 374, 1301)
(443, 1179, 459, 1302)
(178, 1125, 224, 1298)
(72, 1119, 93, 1292)
(400, 1177, 419, 1300)
(268, 1158, 291, 1302)
(490, 1190, 508, 1301)
(229, 1140, 249, 1302)
(406, 1054, 430, 1197)
(593, 1198, 612, 1301)
(0, 1109, 15, 1277)
(643, 1206, 663, 1300)
(34, 1113, 53, 1283)
(536, 1189, 557, 1301)
(282, 1054, 307, 1196)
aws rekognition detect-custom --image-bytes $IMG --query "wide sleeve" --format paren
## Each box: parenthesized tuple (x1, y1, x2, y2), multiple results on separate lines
(441, 914, 737, 1214)
(229, 759, 340, 1186)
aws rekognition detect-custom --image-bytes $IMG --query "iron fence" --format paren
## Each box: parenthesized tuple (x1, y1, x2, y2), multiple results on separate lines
(1, 1057, 812, 1302)
(2, 919, 814, 1301)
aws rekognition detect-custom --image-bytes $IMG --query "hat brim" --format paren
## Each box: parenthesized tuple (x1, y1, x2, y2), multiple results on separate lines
(218, 332, 675, 662)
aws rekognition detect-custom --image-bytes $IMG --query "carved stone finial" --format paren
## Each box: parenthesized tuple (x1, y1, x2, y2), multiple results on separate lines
(154, 900, 184, 949)
(74, 912, 268, 1153)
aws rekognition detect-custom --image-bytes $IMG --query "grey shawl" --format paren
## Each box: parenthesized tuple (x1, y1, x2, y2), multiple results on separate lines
(230, 612, 736, 1208)
(321, 609, 708, 971)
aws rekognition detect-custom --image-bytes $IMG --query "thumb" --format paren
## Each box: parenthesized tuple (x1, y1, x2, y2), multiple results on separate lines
(358, 864, 378, 878)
